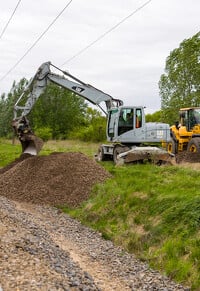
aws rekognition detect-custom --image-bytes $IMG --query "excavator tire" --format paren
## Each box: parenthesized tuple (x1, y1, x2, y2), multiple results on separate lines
(113, 145, 131, 165)
(96, 146, 106, 162)
(113, 145, 121, 164)
(187, 137, 200, 153)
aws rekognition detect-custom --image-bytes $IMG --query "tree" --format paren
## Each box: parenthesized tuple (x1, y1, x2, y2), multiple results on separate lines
(0, 78, 28, 137)
(159, 32, 200, 124)
(145, 110, 162, 122)
(30, 83, 88, 139)
(69, 107, 107, 142)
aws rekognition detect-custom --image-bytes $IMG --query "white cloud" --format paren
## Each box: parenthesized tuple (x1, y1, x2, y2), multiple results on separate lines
(0, 0, 199, 113)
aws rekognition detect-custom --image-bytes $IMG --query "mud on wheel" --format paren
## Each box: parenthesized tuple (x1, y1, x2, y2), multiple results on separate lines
(187, 137, 200, 153)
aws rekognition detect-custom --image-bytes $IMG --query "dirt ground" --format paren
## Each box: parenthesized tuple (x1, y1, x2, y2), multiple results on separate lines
(175, 151, 200, 164)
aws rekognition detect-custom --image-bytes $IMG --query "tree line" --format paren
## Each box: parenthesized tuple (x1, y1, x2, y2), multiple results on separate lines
(0, 32, 199, 141)
(0, 80, 107, 142)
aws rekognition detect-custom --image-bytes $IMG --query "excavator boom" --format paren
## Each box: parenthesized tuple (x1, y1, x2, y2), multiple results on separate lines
(13, 62, 123, 155)
(14, 62, 122, 119)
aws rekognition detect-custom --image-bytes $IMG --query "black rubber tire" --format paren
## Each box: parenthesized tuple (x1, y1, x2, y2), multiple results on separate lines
(166, 139, 177, 154)
(187, 138, 200, 153)
(113, 146, 121, 164)
(97, 146, 106, 161)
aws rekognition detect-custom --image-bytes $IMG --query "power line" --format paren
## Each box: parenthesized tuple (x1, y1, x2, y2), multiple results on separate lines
(0, 0, 73, 82)
(61, 0, 153, 66)
(0, 0, 22, 39)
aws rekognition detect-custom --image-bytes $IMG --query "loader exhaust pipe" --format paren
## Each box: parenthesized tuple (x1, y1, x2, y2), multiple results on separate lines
(12, 117, 43, 155)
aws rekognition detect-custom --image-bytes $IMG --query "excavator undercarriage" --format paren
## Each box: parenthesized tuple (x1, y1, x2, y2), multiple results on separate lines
(96, 144, 175, 165)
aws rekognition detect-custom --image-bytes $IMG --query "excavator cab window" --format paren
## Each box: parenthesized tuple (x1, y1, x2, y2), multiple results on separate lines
(118, 108, 133, 135)
(107, 109, 118, 138)
(135, 108, 142, 128)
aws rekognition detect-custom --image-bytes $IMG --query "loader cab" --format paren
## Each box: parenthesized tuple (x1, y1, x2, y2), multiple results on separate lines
(107, 106, 143, 141)
(179, 108, 200, 132)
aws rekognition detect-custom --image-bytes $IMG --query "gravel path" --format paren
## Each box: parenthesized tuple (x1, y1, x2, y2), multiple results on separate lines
(0, 196, 189, 291)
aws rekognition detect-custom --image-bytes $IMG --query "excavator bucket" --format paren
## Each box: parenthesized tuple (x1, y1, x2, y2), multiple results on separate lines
(12, 117, 44, 156)
(20, 133, 44, 155)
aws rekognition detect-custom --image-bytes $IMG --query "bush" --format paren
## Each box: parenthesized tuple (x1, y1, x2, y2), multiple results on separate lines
(34, 127, 52, 141)
(69, 124, 106, 142)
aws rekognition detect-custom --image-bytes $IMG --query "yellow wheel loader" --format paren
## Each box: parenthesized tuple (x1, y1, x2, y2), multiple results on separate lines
(166, 107, 200, 154)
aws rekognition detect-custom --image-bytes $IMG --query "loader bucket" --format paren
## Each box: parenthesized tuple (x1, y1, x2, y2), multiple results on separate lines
(20, 134, 44, 155)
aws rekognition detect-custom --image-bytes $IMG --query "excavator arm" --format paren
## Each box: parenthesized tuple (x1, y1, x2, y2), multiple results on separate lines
(12, 62, 123, 155)
(14, 62, 123, 118)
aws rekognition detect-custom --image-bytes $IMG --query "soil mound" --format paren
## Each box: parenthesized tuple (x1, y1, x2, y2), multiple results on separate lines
(176, 152, 200, 164)
(0, 152, 111, 207)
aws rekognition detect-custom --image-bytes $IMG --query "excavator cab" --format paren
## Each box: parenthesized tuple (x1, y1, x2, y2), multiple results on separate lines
(107, 107, 143, 140)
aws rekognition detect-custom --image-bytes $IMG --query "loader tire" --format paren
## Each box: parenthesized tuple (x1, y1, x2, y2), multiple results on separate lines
(166, 139, 177, 154)
(187, 138, 200, 153)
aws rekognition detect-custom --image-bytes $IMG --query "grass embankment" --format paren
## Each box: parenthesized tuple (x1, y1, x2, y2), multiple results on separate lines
(66, 163, 200, 289)
(1, 139, 200, 289)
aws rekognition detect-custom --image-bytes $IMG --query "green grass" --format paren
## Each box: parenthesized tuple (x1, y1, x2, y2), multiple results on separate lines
(1, 139, 200, 289)
(0, 139, 21, 167)
(65, 163, 200, 290)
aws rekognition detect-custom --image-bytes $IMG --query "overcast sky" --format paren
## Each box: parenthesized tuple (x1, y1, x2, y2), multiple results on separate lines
(0, 0, 199, 113)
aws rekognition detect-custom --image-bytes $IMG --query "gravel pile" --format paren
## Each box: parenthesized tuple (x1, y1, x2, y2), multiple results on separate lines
(0, 152, 111, 207)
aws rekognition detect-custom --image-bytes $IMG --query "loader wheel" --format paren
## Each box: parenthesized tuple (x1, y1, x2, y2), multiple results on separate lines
(166, 139, 177, 154)
(187, 138, 200, 153)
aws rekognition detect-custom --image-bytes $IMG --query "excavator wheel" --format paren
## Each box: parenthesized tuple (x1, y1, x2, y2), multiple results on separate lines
(113, 145, 121, 164)
(113, 145, 131, 165)
(187, 138, 200, 153)
(96, 146, 106, 162)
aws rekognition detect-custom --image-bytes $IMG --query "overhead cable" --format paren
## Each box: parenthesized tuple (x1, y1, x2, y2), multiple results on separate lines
(0, 0, 73, 82)
(61, 0, 153, 66)
(0, 0, 22, 39)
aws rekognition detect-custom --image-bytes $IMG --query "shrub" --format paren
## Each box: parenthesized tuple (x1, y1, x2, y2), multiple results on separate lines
(34, 127, 52, 141)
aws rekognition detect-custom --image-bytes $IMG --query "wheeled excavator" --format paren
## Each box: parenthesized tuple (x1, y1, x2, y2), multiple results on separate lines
(12, 61, 173, 164)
